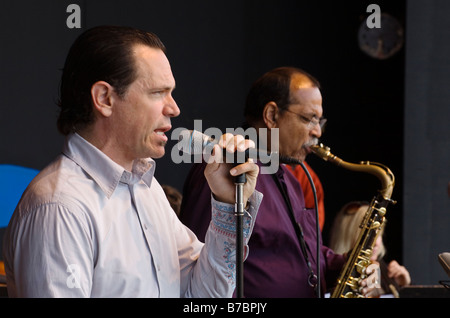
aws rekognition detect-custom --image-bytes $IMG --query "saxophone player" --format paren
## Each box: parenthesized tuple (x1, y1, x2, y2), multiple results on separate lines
(180, 67, 380, 297)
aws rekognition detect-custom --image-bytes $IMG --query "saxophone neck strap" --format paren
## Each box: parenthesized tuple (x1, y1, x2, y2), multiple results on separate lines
(271, 171, 318, 292)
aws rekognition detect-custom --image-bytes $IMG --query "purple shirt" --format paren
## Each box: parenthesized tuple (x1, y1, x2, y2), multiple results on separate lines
(180, 162, 345, 298)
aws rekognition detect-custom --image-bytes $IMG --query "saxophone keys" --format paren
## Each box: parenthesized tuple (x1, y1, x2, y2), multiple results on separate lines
(356, 259, 370, 274)
(345, 277, 360, 290)
(342, 292, 365, 298)
(361, 249, 373, 257)
(343, 291, 363, 298)
(374, 206, 387, 216)
(369, 221, 381, 229)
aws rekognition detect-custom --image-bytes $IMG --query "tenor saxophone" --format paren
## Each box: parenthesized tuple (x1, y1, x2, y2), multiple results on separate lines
(311, 143, 396, 298)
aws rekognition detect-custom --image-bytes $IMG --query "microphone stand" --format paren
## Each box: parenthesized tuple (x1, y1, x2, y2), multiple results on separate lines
(234, 172, 246, 298)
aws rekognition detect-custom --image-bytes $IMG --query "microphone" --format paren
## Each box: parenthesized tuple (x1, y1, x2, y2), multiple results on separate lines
(177, 129, 302, 165)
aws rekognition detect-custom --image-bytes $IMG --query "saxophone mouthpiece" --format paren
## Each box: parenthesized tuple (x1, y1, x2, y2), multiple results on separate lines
(310, 143, 331, 161)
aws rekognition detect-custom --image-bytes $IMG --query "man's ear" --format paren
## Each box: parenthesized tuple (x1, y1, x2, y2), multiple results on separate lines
(262, 101, 279, 129)
(91, 81, 115, 118)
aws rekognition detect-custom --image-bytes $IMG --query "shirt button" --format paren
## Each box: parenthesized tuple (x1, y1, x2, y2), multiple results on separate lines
(143, 224, 148, 230)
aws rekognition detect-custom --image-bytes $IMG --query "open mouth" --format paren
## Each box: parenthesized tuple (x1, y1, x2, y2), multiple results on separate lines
(155, 126, 171, 142)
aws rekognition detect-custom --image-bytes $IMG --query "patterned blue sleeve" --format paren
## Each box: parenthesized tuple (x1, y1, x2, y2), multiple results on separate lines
(210, 191, 262, 240)
(210, 191, 262, 285)
(186, 190, 262, 297)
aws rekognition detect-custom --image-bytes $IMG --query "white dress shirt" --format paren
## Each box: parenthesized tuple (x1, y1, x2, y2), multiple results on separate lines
(2, 133, 261, 297)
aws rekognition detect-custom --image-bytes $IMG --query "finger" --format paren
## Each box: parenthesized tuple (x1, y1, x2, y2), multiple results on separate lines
(366, 263, 379, 275)
(206, 144, 223, 165)
(221, 134, 255, 153)
(387, 260, 400, 270)
(236, 139, 255, 163)
(389, 267, 406, 279)
(227, 134, 249, 153)
(387, 263, 403, 277)
(362, 286, 380, 298)
(218, 133, 236, 152)
(230, 161, 259, 177)
(360, 279, 367, 287)
(236, 138, 255, 152)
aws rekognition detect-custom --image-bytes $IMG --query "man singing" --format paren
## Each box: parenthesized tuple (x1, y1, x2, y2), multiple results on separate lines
(2, 25, 261, 298)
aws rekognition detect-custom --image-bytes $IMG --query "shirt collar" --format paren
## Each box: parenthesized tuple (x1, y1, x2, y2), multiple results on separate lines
(62, 133, 155, 198)
(258, 160, 285, 178)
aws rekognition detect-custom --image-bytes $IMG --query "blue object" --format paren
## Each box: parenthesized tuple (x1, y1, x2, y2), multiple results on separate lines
(0, 164, 39, 228)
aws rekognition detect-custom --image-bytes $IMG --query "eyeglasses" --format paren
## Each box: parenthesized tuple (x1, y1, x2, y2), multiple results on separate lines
(283, 108, 327, 131)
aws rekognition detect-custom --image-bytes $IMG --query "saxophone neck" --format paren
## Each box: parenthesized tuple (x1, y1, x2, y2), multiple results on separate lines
(311, 144, 396, 200)
(310, 143, 343, 166)
(366, 161, 396, 200)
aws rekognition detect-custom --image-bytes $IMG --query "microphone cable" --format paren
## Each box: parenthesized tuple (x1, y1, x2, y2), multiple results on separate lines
(299, 161, 321, 298)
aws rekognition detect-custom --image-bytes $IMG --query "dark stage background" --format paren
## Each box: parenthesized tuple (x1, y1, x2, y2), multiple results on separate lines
(0, 0, 449, 286)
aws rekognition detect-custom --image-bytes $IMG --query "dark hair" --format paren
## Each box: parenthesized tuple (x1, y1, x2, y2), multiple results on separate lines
(57, 25, 166, 135)
(243, 67, 320, 126)
(162, 184, 182, 216)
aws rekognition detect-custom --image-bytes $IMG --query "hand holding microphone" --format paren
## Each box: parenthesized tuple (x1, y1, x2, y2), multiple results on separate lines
(190, 131, 259, 205)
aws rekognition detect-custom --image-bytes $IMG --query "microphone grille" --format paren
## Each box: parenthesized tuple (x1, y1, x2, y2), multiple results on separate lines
(177, 130, 208, 154)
